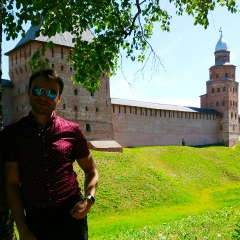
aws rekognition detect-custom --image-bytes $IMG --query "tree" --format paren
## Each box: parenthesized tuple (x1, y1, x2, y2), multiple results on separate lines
(0, 0, 238, 239)
(2, 0, 238, 92)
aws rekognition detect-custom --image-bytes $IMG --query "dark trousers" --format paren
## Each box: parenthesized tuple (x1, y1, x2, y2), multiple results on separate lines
(25, 194, 88, 240)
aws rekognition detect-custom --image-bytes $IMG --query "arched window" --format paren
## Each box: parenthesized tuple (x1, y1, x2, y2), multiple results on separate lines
(212, 88, 214, 93)
(216, 102, 219, 107)
(216, 73, 219, 78)
(86, 124, 91, 132)
(74, 89, 78, 95)
(223, 87, 226, 91)
(225, 73, 228, 78)
(222, 101, 225, 106)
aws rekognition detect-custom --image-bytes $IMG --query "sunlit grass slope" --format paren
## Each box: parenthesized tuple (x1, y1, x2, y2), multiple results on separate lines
(74, 144, 240, 239)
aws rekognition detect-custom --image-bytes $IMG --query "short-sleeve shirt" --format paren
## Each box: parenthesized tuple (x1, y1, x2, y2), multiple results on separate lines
(3, 112, 90, 209)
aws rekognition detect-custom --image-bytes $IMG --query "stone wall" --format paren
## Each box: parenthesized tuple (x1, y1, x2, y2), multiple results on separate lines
(112, 105, 219, 147)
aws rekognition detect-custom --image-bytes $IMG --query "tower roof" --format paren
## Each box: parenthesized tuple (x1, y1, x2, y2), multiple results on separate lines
(215, 31, 230, 52)
(6, 21, 94, 54)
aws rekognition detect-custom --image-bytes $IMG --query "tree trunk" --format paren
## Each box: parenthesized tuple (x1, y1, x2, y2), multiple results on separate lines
(0, 1, 16, 239)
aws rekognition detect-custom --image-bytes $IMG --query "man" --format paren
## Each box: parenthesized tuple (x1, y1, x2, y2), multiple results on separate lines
(3, 69, 98, 240)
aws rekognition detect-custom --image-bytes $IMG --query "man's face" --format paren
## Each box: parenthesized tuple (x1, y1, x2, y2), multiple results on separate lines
(28, 76, 62, 117)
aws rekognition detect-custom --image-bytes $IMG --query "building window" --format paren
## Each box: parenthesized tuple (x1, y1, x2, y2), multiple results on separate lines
(223, 87, 226, 91)
(61, 47, 63, 59)
(74, 106, 77, 111)
(145, 108, 147, 115)
(164, 111, 166, 117)
(135, 107, 137, 115)
(216, 102, 219, 107)
(217, 88, 220, 92)
(96, 107, 98, 112)
(85, 106, 88, 111)
(91, 92, 94, 97)
(222, 101, 225, 106)
(86, 124, 91, 132)
(74, 89, 78, 95)
(216, 73, 219, 78)
(61, 66, 64, 71)
(225, 73, 228, 78)
(63, 104, 66, 109)
(212, 88, 214, 93)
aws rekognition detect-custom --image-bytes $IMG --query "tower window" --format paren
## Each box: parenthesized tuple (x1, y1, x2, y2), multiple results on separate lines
(212, 88, 214, 93)
(61, 47, 63, 59)
(222, 101, 225, 106)
(74, 89, 78, 95)
(225, 73, 228, 78)
(217, 88, 220, 92)
(86, 124, 91, 132)
(216, 73, 219, 78)
(216, 102, 219, 107)
(223, 87, 226, 91)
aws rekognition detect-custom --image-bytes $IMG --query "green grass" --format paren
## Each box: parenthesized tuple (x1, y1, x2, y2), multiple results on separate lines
(73, 143, 240, 239)
(14, 143, 240, 239)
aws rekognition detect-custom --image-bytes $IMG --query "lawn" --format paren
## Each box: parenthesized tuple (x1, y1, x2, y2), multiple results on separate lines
(73, 144, 240, 239)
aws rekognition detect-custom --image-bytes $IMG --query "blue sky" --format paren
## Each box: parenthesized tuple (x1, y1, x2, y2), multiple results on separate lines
(2, 5, 240, 109)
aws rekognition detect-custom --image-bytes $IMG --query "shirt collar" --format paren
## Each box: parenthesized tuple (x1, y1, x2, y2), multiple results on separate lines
(27, 111, 57, 128)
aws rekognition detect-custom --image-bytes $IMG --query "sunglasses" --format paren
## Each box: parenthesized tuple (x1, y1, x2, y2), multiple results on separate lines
(31, 86, 58, 100)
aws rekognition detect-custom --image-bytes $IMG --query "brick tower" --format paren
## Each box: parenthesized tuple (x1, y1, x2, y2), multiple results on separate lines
(200, 31, 239, 146)
(5, 23, 114, 141)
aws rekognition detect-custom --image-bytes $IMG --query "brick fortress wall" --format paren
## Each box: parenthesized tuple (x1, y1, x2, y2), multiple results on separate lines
(7, 41, 114, 141)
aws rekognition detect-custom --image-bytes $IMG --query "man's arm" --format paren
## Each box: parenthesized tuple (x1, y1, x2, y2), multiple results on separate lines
(70, 154, 98, 219)
(5, 162, 37, 240)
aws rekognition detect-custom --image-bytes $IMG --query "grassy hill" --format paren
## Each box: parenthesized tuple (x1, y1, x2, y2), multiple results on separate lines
(74, 143, 240, 239)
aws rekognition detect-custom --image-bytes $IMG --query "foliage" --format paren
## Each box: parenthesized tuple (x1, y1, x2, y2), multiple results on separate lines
(2, 0, 239, 92)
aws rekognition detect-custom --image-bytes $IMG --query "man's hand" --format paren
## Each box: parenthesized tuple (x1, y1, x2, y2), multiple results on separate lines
(70, 199, 93, 219)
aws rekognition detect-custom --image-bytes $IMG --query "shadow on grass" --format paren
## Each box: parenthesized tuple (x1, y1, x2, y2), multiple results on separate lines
(190, 143, 225, 148)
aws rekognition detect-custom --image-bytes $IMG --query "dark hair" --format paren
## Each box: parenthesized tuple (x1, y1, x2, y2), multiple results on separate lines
(28, 69, 64, 95)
